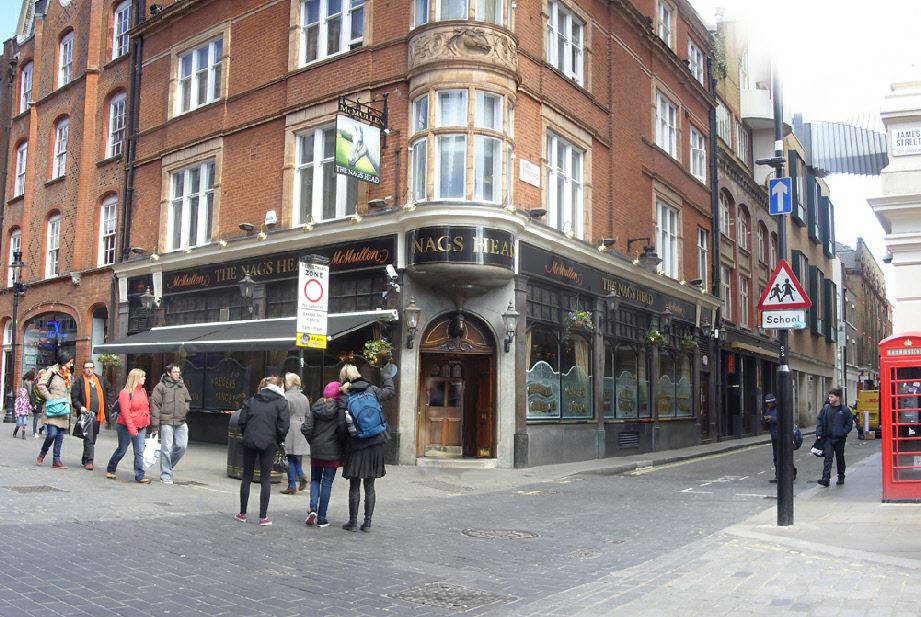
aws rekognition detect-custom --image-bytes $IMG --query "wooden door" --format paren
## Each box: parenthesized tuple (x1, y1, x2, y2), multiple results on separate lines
(420, 358, 464, 457)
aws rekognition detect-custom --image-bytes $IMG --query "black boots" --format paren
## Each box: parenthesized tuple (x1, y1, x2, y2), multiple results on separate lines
(342, 496, 359, 532)
(360, 493, 375, 532)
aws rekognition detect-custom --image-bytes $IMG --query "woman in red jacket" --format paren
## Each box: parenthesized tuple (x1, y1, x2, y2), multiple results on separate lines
(106, 368, 151, 483)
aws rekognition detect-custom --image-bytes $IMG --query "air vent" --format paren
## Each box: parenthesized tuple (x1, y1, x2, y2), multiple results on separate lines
(618, 431, 640, 449)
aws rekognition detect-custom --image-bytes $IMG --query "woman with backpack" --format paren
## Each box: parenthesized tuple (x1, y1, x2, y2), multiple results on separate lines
(35, 352, 75, 468)
(338, 364, 395, 532)
(302, 381, 347, 528)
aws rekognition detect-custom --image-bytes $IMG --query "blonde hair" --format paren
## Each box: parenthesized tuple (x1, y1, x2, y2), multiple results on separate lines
(125, 368, 146, 392)
(284, 372, 301, 389)
(339, 364, 361, 383)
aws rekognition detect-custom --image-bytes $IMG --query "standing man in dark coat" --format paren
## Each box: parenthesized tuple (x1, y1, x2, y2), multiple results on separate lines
(71, 359, 115, 471)
(150, 363, 192, 484)
(762, 393, 796, 483)
(816, 387, 853, 487)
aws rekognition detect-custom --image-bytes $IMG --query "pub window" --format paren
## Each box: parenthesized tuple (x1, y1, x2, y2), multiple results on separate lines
(525, 327, 593, 420)
(603, 342, 650, 419)
(658, 352, 694, 418)
(329, 273, 388, 313)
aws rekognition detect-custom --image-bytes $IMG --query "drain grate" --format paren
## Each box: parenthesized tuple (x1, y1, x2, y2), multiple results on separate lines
(564, 549, 602, 559)
(515, 490, 559, 496)
(411, 480, 475, 493)
(3, 485, 67, 493)
(461, 529, 539, 539)
(388, 582, 514, 612)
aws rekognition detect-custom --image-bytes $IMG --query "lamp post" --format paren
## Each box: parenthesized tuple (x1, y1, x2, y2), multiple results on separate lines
(502, 301, 519, 353)
(5, 252, 26, 423)
(239, 273, 256, 319)
(404, 296, 422, 349)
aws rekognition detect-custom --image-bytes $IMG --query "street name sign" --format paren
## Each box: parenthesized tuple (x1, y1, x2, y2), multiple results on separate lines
(757, 259, 811, 310)
(761, 309, 807, 330)
(296, 258, 330, 349)
(769, 178, 792, 215)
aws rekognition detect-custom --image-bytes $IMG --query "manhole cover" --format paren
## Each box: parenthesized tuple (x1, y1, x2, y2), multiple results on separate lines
(411, 480, 475, 493)
(515, 490, 560, 496)
(564, 550, 602, 559)
(173, 480, 206, 486)
(461, 529, 539, 539)
(388, 582, 514, 612)
(3, 485, 67, 493)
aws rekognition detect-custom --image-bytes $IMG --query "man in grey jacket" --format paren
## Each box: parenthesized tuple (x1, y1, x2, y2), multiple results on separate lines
(150, 364, 192, 484)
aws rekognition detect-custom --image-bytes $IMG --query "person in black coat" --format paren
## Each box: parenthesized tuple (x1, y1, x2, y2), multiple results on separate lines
(301, 381, 347, 527)
(235, 376, 290, 525)
(71, 359, 116, 470)
(338, 364, 395, 532)
(816, 387, 853, 487)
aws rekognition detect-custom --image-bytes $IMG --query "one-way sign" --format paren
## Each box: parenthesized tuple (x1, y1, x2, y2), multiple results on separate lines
(769, 178, 792, 215)
(758, 259, 811, 310)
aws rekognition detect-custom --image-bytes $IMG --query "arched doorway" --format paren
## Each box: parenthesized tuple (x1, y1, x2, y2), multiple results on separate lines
(416, 312, 496, 459)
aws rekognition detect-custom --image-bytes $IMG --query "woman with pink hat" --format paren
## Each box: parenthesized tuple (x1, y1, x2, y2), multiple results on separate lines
(301, 380, 348, 527)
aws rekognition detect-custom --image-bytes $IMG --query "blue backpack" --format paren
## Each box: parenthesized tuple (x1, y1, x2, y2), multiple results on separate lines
(347, 390, 387, 439)
(793, 425, 803, 450)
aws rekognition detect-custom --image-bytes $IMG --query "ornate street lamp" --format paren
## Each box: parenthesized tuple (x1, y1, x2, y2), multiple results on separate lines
(404, 296, 422, 349)
(5, 252, 26, 423)
(502, 301, 519, 353)
(239, 273, 256, 318)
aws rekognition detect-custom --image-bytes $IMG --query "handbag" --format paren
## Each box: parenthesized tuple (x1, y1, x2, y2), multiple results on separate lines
(143, 435, 161, 469)
(810, 437, 825, 457)
(45, 398, 70, 417)
(72, 411, 94, 439)
(273, 447, 289, 473)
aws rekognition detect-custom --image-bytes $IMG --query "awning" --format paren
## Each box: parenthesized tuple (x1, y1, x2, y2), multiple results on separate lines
(94, 310, 399, 355)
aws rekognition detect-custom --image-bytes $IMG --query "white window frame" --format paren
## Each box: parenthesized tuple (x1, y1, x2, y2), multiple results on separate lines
(687, 38, 704, 84)
(689, 127, 706, 182)
(8, 230, 21, 286)
(436, 90, 467, 127)
(719, 192, 730, 237)
(475, 0, 503, 25)
(413, 94, 429, 134)
(59, 32, 74, 88)
(475, 91, 502, 130)
(414, 0, 429, 27)
(758, 224, 766, 263)
(657, 1, 673, 47)
(53, 118, 69, 179)
(14, 142, 27, 197)
(737, 208, 749, 251)
(435, 134, 467, 200)
(177, 39, 223, 115)
(107, 92, 127, 158)
(697, 227, 708, 290)
(474, 135, 501, 203)
(721, 265, 732, 321)
(438, 0, 468, 20)
(294, 126, 358, 224)
(716, 101, 731, 145)
(656, 200, 679, 279)
(113, 1, 131, 60)
(410, 137, 427, 203)
(546, 0, 584, 86)
(19, 62, 32, 114)
(168, 160, 215, 251)
(300, 0, 364, 66)
(739, 275, 749, 328)
(98, 196, 118, 267)
(656, 91, 677, 157)
(735, 121, 750, 165)
(546, 132, 584, 239)
(46, 215, 61, 279)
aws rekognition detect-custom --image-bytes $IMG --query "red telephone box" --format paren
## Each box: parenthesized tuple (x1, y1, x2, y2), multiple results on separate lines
(880, 332, 921, 502)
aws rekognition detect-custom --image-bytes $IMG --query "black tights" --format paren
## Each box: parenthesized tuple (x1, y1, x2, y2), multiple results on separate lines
(349, 478, 376, 519)
(240, 446, 275, 518)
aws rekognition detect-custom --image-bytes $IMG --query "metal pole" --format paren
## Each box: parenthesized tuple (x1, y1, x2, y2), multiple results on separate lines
(707, 55, 723, 441)
(4, 284, 19, 423)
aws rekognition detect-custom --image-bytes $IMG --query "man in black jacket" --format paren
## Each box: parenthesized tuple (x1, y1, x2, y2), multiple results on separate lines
(71, 360, 115, 470)
(816, 387, 853, 487)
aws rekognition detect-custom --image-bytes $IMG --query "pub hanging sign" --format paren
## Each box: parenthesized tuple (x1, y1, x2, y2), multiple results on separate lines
(336, 96, 386, 185)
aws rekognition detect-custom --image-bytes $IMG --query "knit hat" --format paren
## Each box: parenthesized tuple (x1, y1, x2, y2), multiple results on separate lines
(323, 381, 342, 400)
(57, 351, 74, 366)
(765, 393, 776, 404)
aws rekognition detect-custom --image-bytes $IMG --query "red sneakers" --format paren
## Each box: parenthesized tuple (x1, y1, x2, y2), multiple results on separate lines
(52, 461, 67, 469)
(85, 464, 94, 471)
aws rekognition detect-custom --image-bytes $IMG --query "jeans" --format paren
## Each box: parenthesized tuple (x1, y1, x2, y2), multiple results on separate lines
(33, 409, 43, 435)
(240, 446, 275, 519)
(310, 466, 338, 520)
(822, 438, 846, 481)
(108, 423, 146, 482)
(286, 455, 304, 488)
(40, 424, 66, 463)
(159, 423, 188, 480)
(81, 419, 100, 466)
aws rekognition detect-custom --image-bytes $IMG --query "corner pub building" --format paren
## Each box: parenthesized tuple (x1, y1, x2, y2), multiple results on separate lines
(97, 0, 722, 467)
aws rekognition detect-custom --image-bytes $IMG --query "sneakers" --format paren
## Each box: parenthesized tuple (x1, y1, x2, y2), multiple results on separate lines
(316, 519, 329, 528)
(52, 461, 67, 469)
(85, 464, 94, 471)
(280, 486, 297, 495)
(161, 478, 173, 484)
(299, 476, 308, 492)
(259, 518, 272, 526)
(305, 511, 317, 526)
(137, 478, 150, 484)
(234, 513, 247, 523)
(817, 479, 830, 487)
(106, 472, 116, 480)
(36, 454, 45, 466)
(33, 433, 40, 438)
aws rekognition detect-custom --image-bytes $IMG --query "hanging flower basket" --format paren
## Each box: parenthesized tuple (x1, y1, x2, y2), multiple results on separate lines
(562, 310, 593, 340)
(97, 354, 122, 368)
(362, 338, 393, 367)
(644, 329, 665, 349)
(679, 334, 698, 354)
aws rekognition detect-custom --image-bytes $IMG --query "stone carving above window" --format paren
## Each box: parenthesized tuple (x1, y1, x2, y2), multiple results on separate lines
(409, 24, 517, 77)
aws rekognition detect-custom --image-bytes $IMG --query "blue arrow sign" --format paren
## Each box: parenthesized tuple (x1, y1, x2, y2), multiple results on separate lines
(769, 178, 792, 215)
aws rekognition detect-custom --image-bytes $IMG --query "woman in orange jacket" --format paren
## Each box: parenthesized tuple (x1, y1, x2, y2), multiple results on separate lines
(106, 368, 152, 483)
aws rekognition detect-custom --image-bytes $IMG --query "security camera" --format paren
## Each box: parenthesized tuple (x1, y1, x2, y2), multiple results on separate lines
(385, 264, 398, 281)
(883, 250, 893, 264)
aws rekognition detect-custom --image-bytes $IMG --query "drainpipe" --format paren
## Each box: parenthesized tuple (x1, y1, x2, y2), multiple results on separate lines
(0, 57, 17, 288)
(119, 0, 145, 262)
(707, 56, 722, 441)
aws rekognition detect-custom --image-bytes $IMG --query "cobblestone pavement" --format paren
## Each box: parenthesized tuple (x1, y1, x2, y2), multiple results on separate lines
(0, 428, 914, 617)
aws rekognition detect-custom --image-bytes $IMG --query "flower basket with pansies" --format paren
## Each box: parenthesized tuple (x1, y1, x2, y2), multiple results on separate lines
(562, 310, 593, 341)
(362, 338, 393, 367)
(679, 334, 698, 353)
(644, 329, 665, 349)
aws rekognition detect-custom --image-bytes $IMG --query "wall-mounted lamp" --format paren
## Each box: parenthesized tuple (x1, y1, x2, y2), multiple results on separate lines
(239, 273, 256, 318)
(150, 253, 160, 261)
(638, 244, 662, 273)
(528, 208, 547, 220)
(351, 213, 363, 224)
(502, 301, 519, 353)
(699, 319, 712, 339)
(562, 221, 575, 240)
(257, 225, 268, 241)
(688, 278, 703, 287)
(605, 290, 621, 316)
(129, 247, 146, 255)
(368, 198, 389, 208)
(597, 238, 616, 252)
(504, 203, 517, 215)
(303, 214, 315, 232)
(183, 246, 192, 254)
(659, 309, 674, 333)
(139, 286, 158, 310)
(149, 3, 162, 15)
(239, 222, 256, 232)
(626, 237, 651, 254)
(218, 233, 228, 248)
(404, 296, 422, 349)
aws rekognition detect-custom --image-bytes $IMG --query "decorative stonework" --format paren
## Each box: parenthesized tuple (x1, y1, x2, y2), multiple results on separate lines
(408, 24, 517, 76)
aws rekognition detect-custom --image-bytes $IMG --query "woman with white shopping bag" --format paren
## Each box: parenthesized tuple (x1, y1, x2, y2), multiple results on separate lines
(106, 369, 152, 483)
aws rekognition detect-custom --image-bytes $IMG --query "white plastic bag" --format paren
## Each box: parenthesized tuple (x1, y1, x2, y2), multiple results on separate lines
(143, 436, 161, 469)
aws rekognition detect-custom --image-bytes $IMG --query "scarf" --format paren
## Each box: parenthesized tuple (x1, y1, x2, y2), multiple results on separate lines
(60, 365, 72, 389)
(84, 375, 106, 423)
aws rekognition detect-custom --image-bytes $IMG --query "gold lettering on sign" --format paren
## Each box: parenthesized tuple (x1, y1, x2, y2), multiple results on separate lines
(546, 261, 584, 285)
(665, 301, 686, 317)
(527, 384, 553, 397)
(214, 266, 238, 283)
(330, 247, 390, 265)
(564, 386, 586, 398)
(601, 278, 656, 306)
(166, 273, 212, 289)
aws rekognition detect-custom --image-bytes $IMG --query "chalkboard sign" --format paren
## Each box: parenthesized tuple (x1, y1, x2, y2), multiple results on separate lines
(204, 356, 249, 410)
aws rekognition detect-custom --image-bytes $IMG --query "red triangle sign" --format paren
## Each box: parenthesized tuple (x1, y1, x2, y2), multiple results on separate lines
(758, 260, 812, 309)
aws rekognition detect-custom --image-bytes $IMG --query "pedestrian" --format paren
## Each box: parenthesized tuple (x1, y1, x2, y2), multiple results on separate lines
(36, 352, 75, 468)
(851, 402, 865, 440)
(339, 364, 395, 532)
(280, 373, 310, 495)
(25, 369, 45, 437)
(816, 387, 853, 487)
(71, 359, 116, 471)
(13, 387, 31, 439)
(106, 368, 152, 483)
(235, 376, 290, 526)
(761, 393, 797, 483)
(303, 381, 347, 528)
(149, 363, 192, 484)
